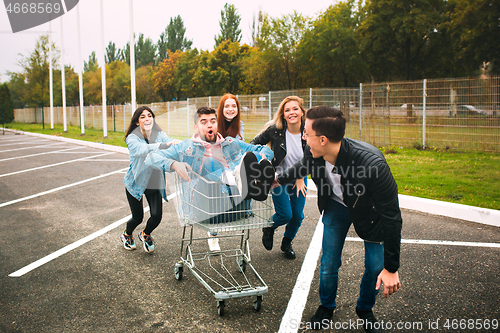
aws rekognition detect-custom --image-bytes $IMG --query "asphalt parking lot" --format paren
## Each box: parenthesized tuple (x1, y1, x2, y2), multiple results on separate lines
(0, 130, 499, 333)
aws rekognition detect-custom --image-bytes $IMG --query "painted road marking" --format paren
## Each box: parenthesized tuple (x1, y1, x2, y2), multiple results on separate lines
(9, 192, 178, 277)
(0, 152, 115, 178)
(278, 218, 500, 333)
(0, 167, 128, 208)
(0, 147, 84, 162)
(0, 142, 65, 153)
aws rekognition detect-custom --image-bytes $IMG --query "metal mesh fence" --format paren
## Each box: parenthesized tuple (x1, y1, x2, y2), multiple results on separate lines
(13, 75, 500, 152)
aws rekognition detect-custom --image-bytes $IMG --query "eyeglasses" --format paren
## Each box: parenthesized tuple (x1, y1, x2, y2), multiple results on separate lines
(302, 132, 322, 139)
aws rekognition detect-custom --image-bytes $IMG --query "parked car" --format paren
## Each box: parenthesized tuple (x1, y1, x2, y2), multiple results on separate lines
(456, 105, 486, 115)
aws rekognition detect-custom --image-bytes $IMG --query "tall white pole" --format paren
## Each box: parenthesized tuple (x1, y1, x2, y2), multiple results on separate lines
(129, 0, 136, 113)
(100, 0, 108, 138)
(49, 21, 54, 129)
(77, 4, 85, 135)
(60, 16, 67, 132)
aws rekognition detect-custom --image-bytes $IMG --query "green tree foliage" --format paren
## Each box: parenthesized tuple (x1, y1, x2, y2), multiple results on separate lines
(0, 83, 15, 123)
(17, 35, 60, 108)
(446, 0, 500, 75)
(136, 34, 157, 67)
(106, 61, 130, 105)
(136, 66, 159, 103)
(84, 51, 98, 73)
(258, 11, 307, 90)
(299, 1, 368, 87)
(105, 41, 120, 63)
(359, 0, 449, 80)
(215, 3, 242, 47)
(158, 15, 193, 62)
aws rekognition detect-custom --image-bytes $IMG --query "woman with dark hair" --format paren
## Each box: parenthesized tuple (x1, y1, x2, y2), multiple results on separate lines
(122, 106, 179, 253)
(217, 93, 244, 140)
(251, 96, 307, 259)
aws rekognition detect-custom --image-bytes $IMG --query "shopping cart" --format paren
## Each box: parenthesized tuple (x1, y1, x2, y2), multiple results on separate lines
(172, 170, 273, 316)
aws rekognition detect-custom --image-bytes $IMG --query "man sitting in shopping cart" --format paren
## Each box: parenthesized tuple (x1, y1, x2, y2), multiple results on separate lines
(144, 106, 275, 250)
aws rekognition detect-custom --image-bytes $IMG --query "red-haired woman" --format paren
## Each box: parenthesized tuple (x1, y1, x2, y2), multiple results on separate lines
(217, 93, 244, 140)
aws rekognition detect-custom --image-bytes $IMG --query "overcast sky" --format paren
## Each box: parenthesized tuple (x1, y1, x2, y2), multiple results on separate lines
(0, 0, 337, 83)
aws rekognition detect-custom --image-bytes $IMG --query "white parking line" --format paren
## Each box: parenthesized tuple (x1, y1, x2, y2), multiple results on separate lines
(0, 147, 84, 162)
(279, 218, 500, 333)
(0, 152, 115, 178)
(0, 167, 128, 208)
(8, 192, 177, 277)
(0, 142, 65, 153)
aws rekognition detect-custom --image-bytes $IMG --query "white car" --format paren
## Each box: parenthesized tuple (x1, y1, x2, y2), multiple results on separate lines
(456, 105, 486, 115)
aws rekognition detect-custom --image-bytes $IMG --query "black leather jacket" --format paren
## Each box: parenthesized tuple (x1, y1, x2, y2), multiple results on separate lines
(277, 137, 402, 272)
(250, 122, 307, 168)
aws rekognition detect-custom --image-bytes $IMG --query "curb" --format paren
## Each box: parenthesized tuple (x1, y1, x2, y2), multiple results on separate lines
(3, 128, 499, 228)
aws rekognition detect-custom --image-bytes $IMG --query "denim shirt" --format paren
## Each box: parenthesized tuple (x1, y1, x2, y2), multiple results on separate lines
(144, 136, 274, 176)
(124, 128, 175, 201)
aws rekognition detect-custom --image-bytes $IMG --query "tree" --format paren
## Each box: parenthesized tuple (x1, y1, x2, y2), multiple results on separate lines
(136, 66, 159, 103)
(359, 0, 449, 80)
(17, 35, 60, 108)
(298, 1, 368, 87)
(152, 51, 183, 101)
(215, 3, 242, 47)
(0, 83, 14, 123)
(136, 33, 157, 67)
(446, 0, 500, 75)
(84, 51, 98, 73)
(258, 11, 307, 90)
(105, 41, 120, 63)
(250, 10, 263, 47)
(106, 61, 130, 105)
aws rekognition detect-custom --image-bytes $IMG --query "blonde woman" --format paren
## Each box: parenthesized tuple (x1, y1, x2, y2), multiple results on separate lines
(251, 96, 307, 259)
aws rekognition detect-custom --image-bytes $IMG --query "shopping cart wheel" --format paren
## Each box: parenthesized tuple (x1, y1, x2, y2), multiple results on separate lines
(238, 258, 246, 273)
(253, 295, 262, 311)
(174, 263, 183, 281)
(217, 300, 225, 316)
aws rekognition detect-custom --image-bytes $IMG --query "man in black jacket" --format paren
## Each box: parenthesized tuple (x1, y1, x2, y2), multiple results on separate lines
(276, 106, 402, 332)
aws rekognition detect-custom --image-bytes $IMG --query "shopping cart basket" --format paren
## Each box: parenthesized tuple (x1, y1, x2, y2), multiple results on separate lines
(172, 171, 273, 316)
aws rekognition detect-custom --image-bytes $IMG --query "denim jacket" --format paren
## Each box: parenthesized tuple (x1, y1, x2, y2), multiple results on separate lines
(144, 135, 273, 176)
(124, 127, 175, 201)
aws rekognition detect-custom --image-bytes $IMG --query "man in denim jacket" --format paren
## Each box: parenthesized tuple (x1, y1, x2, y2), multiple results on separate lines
(145, 106, 273, 251)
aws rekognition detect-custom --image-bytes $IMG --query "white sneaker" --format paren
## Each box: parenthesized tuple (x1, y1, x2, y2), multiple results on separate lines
(207, 232, 221, 251)
(221, 169, 237, 186)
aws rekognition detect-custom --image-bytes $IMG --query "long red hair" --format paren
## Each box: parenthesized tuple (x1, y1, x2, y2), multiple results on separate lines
(217, 93, 242, 138)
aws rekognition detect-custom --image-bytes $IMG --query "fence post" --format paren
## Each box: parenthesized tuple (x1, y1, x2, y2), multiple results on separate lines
(112, 105, 115, 132)
(309, 88, 312, 109)
(187, 98, 190, 138)
(268, 91, 271, 121)
(359, 83, 363, 140)
(423, 79, 427, 149)
(209, 96, 211, 108)
(167, 101, 170, 136)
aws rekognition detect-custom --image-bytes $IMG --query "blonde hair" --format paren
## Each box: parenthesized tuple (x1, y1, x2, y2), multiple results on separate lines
(262, 96, 306, 132)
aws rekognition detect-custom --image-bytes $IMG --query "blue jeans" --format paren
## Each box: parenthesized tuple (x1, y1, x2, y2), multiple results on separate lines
(319, 199, 384, 311)
(271, 177, 307, 240)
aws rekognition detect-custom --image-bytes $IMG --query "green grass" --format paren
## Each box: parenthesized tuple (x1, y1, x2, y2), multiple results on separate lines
(3, 122, 500, 210)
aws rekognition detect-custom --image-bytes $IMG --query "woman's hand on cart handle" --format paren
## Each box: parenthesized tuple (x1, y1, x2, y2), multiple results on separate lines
(172, 161, 192, 182)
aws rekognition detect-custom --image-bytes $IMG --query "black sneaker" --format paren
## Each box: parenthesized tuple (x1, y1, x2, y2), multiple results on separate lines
(262, 227, 274, 250)
(281, 236, 296, 259)
(309, 305, 334, 330)
(250, 159, 275, 201)
(234, 152, 259, 200)
(138, 230, 155, 253)
(356, 307, 382, 333)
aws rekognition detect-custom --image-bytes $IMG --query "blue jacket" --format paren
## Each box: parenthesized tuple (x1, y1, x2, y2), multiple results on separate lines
(124, 127, 175, 201)
(144, 135, 273, 176)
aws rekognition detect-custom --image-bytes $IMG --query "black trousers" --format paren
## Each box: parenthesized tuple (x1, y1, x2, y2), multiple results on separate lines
(125, 188, 162, 235)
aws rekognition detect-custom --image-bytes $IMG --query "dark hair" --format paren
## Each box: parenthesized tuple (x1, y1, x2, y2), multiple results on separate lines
(194, 106, 217, 124)
(306, 105, 346, 143)
(217, 93, 242, 138)
(125, 106, 162, 139)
